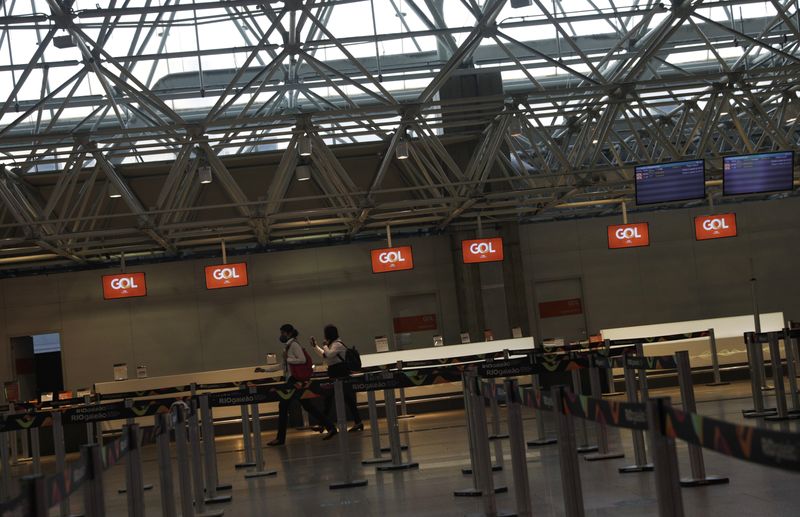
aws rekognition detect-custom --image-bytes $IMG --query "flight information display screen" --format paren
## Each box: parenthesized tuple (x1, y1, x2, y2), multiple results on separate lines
(723, 151, 794, 195)
(635, 159, 706, 205)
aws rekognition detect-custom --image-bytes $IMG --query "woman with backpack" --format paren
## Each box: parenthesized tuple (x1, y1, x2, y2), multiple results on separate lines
(267, 324, 337, 446)
(311, 324, 364, 432)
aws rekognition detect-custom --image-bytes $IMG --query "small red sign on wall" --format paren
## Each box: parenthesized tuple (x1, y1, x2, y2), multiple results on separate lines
(393, 314, 438, 333)
(539, 298, 583, 319)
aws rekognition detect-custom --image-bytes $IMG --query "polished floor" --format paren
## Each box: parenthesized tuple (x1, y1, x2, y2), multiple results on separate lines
(15, 379, 800, 516)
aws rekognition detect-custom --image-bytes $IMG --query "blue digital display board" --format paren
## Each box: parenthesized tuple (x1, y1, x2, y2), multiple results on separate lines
(723, 151, 794, 196)
(635, 159, 706, 205)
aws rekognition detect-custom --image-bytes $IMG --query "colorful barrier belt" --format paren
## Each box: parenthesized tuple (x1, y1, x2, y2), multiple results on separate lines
(0, 411, 52, 432)
(60, 397, 182, 425)
(561, 390, 649, 431)
(46, 455, 90, 509)
(609, 330, 711, 346)
(621, 353, 678, 370)
(662, 405, 800, 473)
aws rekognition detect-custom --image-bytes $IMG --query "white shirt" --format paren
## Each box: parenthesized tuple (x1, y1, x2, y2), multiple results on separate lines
(316, 339, 346, 366)
(283, 338, 306, 377)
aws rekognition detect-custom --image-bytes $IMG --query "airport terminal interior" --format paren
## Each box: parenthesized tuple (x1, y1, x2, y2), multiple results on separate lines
(0, 0, 799, 515)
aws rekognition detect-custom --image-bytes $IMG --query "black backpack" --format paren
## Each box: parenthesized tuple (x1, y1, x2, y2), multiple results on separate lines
(339, 341, 362, 372)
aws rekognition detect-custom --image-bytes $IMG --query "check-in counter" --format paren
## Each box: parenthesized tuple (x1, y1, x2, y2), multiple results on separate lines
(601, 312, 785, 372)
(93, 337, 535, 431)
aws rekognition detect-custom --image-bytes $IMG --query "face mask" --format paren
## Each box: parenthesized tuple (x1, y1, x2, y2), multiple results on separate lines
(279, 335, 289, 344)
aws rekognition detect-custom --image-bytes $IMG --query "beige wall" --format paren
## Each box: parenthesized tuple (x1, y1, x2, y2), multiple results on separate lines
(0, 235, 461, 392)
(520, 196, 800, 341)
(1, 196, 799, 394)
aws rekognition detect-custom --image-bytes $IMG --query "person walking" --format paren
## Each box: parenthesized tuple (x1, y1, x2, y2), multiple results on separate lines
(267, 324, 337, 446)
(312, 324, 364, 432)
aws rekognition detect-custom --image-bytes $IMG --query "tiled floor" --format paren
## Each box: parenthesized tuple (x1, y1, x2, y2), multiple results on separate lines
(13, 380, 800, 516)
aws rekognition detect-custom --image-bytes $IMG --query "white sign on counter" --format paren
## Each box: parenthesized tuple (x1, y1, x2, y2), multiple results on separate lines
(375, 336, 390, 353)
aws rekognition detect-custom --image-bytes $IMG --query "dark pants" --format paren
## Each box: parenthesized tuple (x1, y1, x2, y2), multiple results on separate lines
(275, 379, 334, 442)
(324, 365, 362, 426)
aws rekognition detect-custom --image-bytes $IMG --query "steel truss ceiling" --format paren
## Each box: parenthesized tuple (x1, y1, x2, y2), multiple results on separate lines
(0, 0, 799, 271)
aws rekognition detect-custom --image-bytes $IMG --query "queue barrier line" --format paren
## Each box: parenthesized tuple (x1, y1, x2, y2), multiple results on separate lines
(0, 349, 690, 433)
(609, 330, 712, 346)
(8, 329, 711, 411)
(662, 405, 800, 473)
(519, 384, 800, 475)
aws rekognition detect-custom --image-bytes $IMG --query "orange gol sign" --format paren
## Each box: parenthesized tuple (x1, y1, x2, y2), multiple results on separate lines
(462, 238, 504, 263)
(695, 213, 737, 241)
(371, 246, 414, 273)
(102, 272, 147, 300)
(205, 262, 249, 289)
(607, 223, 650, 249)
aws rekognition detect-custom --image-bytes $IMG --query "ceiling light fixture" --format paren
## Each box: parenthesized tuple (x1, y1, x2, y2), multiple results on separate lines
(297, 135, 312, 157)
(199, 165, 213, 184)
(510, 116, 524, 137)
(396, 139, 410, 160)
(296, 164, 311, 181)
(785, 95, 800, 124)
(108, 183, 122, 198)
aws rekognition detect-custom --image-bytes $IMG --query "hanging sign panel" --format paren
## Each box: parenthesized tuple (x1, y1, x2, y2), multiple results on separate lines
(607, 223, 650, 249)
(205, 262, 249, 289)
(462, 237, 504, 263)
(695, 213, 737, 241)
(371, 246, 414, 273)
(102, 272, 147, 300)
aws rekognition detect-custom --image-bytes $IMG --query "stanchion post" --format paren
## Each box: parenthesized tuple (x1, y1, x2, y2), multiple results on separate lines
(765, 332, 798, 421)
(584, 355, 624, 462)
(30, 427, 41, 475)
(84, 395, 96, 444)
(235, 395, 255, 469)
(376, 372, 418, 472)
(199, 394, 232, 498)
(188, 398, 229, 512)
(527, 372, 557, 447)
(156, 413, 177, 517)
(118, 400, 155, 495)
(674, 351, 729, 486)
(82, 443, 106, 517)
(52, 411, 72, 517)
(396, 361, 414, 420)
(619, 359, 653, 473)
(470, 374, 498, 516)
(706, 328, 729, 386)
(0, 431, 11, 502)
(362, 387, 391, 465)
(742, 332, 775, 417)
(481, 380, 506, 469)
(647, 398, 685, 517)
(456, 375, 481, 495)
(329, 379, 368, 489)
(244, 389, 277, 479)
(124, 423, 146, 517)
(22, 474, 47, 517)
(751, 277, 771, 390)
(571, 369, 597, 454)
(783, 328, 800, 412)
(487, 378, 508, 441)
(505, 379, 532, 517)
(172, 404, 196, 517)
(634, 342, 650, 401)
(552, 386, 585, 517)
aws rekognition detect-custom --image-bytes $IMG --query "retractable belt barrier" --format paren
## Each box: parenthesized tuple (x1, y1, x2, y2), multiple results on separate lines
(514, 382, 800, 517)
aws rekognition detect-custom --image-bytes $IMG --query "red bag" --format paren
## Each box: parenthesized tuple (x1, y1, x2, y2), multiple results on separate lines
(289, 348, 314, 381)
